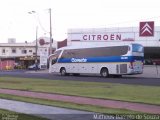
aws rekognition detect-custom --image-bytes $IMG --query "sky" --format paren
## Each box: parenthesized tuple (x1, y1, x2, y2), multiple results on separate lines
(0, 0, 160, 43)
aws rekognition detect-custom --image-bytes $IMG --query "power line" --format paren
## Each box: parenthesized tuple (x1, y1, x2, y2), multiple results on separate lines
(36, 13, 49, 33)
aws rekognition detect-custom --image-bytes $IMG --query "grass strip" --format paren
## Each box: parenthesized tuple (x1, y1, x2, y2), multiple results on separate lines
(0, 93, 142, 115)
(0, 77, 160, 105)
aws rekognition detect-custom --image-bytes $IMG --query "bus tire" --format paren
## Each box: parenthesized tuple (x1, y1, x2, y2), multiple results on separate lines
(100, 68, 109, 78)
(113, 75, 122, 78)
(60, 68, 67, 76)
(73, 73, 80, 76)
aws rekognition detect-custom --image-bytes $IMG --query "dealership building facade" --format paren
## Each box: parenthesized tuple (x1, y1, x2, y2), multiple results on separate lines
(67, 22, 160, 64)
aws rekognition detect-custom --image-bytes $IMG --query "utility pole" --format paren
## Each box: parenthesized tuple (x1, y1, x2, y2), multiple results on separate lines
(49, 8, 52, 55)
(35, 26, 38, 71)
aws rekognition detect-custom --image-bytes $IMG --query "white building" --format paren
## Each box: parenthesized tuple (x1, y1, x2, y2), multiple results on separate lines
(0, 37, 57, 70)
(67, 27, 160, 47)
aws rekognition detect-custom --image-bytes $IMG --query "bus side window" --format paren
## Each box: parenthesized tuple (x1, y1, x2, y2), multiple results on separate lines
(61, 50, 76, 58)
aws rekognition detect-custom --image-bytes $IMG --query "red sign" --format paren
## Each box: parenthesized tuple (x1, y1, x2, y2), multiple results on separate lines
(39, 39, 45, 45)
(39, 39, 50, 46)
(70, 33, 135, 42)
(139, 21, 154, 36)
(83, 34, 121, 41)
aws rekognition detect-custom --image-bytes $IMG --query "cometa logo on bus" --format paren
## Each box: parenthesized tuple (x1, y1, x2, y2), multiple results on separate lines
(71, 58, 87, 62)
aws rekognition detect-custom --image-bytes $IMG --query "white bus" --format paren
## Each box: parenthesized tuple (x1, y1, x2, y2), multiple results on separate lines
(49, 43, 144, 77)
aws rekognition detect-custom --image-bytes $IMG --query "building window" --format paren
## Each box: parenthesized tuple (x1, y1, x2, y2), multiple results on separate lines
(12, 48, 16, 53)
(22, 50, 27, 54)
(29, 50, 32, 52)
(2, 49, 5, 53)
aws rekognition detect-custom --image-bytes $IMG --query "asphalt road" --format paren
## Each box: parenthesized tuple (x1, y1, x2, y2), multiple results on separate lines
(0, 70, 160, 86)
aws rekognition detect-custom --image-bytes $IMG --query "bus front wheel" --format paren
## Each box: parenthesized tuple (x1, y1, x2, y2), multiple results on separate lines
(60, 68, 67, 76)
(100, 68, 109, 78)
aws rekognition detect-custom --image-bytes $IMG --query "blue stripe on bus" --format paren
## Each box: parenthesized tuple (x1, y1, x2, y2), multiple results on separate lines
(58, 56, 143, 63)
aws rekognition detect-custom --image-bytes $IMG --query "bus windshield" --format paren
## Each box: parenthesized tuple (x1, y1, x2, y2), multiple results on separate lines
(132, 44, 143, 53)
(50, 50, 62, 65)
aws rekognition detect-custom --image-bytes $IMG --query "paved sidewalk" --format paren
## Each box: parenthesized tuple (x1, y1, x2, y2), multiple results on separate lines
(125, 65, 160, 78)
(0, 88, 160, 114)
(0, 99, 93, 120)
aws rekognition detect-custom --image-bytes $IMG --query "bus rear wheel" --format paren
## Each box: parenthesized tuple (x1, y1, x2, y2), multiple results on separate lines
(73, 73, 80, 76)
(100, 68, 109, 78)
(60, 68, 67, 76)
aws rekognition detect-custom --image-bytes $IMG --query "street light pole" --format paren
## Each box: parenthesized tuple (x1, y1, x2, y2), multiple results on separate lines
(29, 9, 52, 70)
(28, 11, 38, 71)
(49, 8, 52, 55)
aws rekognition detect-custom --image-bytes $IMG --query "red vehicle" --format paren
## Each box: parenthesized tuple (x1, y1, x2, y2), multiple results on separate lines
(152, 59, 160, 65)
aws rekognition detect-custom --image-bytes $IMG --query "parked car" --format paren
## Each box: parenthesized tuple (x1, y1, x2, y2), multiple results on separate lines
(144, 59, 160, 65)
(144, 59, 153, 65)
(14, 63, 26, 69)
(28, 64, 40, 70)
(152, 59, 160, 65)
